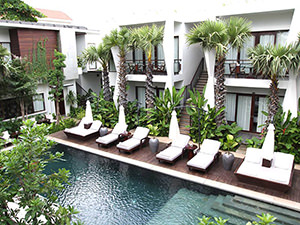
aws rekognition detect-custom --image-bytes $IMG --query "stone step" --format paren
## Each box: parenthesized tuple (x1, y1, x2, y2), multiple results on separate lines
(232, 195, 300, 221)
(221, 196, 300, 225)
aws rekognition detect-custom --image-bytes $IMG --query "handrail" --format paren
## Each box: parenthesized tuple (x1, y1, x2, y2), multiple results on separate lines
(183, 57, 205, 103)
(76, 82, 89, 96)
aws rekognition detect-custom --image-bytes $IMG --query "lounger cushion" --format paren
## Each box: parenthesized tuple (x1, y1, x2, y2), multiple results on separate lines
(117, 138, 140, 151)
(90, 120, 102, 130)
(65, 127, 97, 136)
(172, 134, 190, 148)
(245, 148, 262, 164)
(259, 167, 291, 184)
(96, 133, 119, 145)
(132, 127, 149, 140)
(187, 152, 214, 170)
(236, 161, 261, 177)
(156, 146, 183, 161)
(200, 139, 221, 155)
(272, 152, 294, 170)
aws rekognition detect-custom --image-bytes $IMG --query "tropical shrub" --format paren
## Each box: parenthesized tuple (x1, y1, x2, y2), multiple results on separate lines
(186, 89, 223, 143)
(272, 108, 300, 163)
(0, 120, 82, 224)
(198, 213, 276, 225)
(140, 87, 185, 136)
(47, 117, 77, 134)
(0, 118, 22, 136)
(215, 122, 243, 151)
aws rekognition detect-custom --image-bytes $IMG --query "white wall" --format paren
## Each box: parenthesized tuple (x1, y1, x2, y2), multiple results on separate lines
(181, 23, 204, 86)
(76, 34, 86, 56)
(36, 84, 55, 115)
(78, 72, 102, 94)
(59, 28, 79, 81)
(0, 28, 10, 42)
(222, 10, 293, 32)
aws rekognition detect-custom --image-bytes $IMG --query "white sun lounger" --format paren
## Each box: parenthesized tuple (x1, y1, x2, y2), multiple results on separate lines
(116, 127, 150, 153)
(96, 123, 128, 147)
(187, 139, 221, 172)
(64, 118, 102, 140)
(156, 134, 190, 164)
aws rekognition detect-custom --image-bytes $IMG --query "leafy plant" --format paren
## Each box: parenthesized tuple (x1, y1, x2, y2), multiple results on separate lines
(186, 89, 223, 143)
(66, 90, 77, 106)
(246, 213, 277, 225)
(245, 136, 264, 148)
(0, 120, 82, 224)
(147, 124, 160, 136)
(215, 122, 243, 151)
(47, 117, 77, 134)
(0, 118, 22, 135)
(198, 216, 228, 225)
(140, 87, 185, 136)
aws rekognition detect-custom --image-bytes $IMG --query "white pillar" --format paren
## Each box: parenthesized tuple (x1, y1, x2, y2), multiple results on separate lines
(204, 49, 216, 109)
(163, 19, 175, 94)
(282, 72, 298, 117)
(111, 46, 120, 107)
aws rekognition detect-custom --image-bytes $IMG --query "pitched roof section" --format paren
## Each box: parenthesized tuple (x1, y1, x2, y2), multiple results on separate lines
(36, 8, 72, 21)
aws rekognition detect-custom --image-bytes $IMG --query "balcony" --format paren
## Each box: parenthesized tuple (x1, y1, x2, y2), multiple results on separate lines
(125, 59, 181, 75)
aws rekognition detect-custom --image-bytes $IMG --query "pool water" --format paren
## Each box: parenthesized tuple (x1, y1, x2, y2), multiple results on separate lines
(46, 144, 229, 225)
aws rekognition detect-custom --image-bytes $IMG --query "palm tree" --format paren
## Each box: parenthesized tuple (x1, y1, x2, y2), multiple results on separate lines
(248, 44, 295, 122)
(82, 43, 112, 101)
(104, 28, 132, 107)
(186, 17, 251, 126)
(131, 25, 164, 108)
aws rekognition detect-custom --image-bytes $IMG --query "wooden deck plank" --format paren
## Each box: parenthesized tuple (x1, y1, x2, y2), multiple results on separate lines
(50, 131, 300, 204)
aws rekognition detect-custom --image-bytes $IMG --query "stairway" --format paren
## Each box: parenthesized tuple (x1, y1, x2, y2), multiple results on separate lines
(179, 72, 208, 135)
(147, 188, 300, 225)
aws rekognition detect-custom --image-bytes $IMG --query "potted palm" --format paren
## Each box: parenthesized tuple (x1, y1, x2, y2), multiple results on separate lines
(222, 134, 239, 170)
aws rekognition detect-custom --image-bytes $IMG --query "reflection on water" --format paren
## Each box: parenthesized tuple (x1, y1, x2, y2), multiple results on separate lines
(46, 144, 227, 225)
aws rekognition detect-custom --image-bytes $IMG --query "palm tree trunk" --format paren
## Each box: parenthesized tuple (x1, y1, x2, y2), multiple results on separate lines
(102, 68, 112, 101)
(145, 60, 154, 108)
(215, 56, 226, 126)
(268, 75, 279, 123)
(118, 54, 127, 107)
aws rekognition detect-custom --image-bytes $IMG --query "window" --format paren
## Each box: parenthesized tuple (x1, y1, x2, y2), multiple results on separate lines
(0, 93, 45, 119)
(225, 93, 283, 132)
(136, 87, 146, 108)
(0, 42, 11, 60)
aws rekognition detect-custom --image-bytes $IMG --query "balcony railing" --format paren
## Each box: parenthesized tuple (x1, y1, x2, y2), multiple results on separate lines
(125, 59, 181, 75)
(224, 59, 289, 79)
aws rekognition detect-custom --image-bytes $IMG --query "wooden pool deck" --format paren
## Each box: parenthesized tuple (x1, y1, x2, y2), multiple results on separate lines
(49, 131, 300, 211)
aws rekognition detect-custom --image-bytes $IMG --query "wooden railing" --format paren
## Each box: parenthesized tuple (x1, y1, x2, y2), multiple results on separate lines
(125, 59, 181, 75)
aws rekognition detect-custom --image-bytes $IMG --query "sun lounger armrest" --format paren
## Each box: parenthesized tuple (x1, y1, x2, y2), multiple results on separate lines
(139, 137, 149, 146)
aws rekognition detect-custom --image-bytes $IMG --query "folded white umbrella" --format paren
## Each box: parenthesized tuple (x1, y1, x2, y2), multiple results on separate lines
(118, 105, 127, 126)
(168, 110, 180, 140)
(85, 100, 93, 124)
(261, 123, 275, 160)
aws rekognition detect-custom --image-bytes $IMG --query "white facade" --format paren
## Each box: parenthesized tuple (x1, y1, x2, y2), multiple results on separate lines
(0, 19, 101, 120)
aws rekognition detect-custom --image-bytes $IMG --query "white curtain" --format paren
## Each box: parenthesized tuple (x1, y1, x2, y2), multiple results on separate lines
(126, 50, 133, 61)
(236, 95, 252, 131)
(135, 48, 143, 61)
(33, 95, 44, 112)
(240, 36, 255, 60)
(257, 97, 268, 132)
(225, 44, 238, 74)
(158, 44, 164, 60)
(225, 93, 236, 121)
(137, 87, 146, 108)
(276, 32, 289, 46)
(259, 35, 275, 46)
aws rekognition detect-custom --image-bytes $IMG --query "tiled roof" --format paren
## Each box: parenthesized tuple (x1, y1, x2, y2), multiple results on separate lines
(36, 8, 72, 21)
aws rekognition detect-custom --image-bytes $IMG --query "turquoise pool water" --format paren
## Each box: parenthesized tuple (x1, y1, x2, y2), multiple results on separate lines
(46, 144, 230, 225)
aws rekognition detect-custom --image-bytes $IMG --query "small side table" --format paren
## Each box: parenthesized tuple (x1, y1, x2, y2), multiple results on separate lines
(184, 144, 198, 160)
(119, 132, 131, 142)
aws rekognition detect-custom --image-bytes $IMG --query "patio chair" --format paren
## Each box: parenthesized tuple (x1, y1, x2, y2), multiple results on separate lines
(156, 134, 190, 164)
(96, 123, 128, 147)
(64, 118, 102, 141)
(187, 139, 221, 172)
(116, 127, 150, 154)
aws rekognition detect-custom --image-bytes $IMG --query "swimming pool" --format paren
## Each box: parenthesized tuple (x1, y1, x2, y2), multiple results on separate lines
(46, 144, 231, 225)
